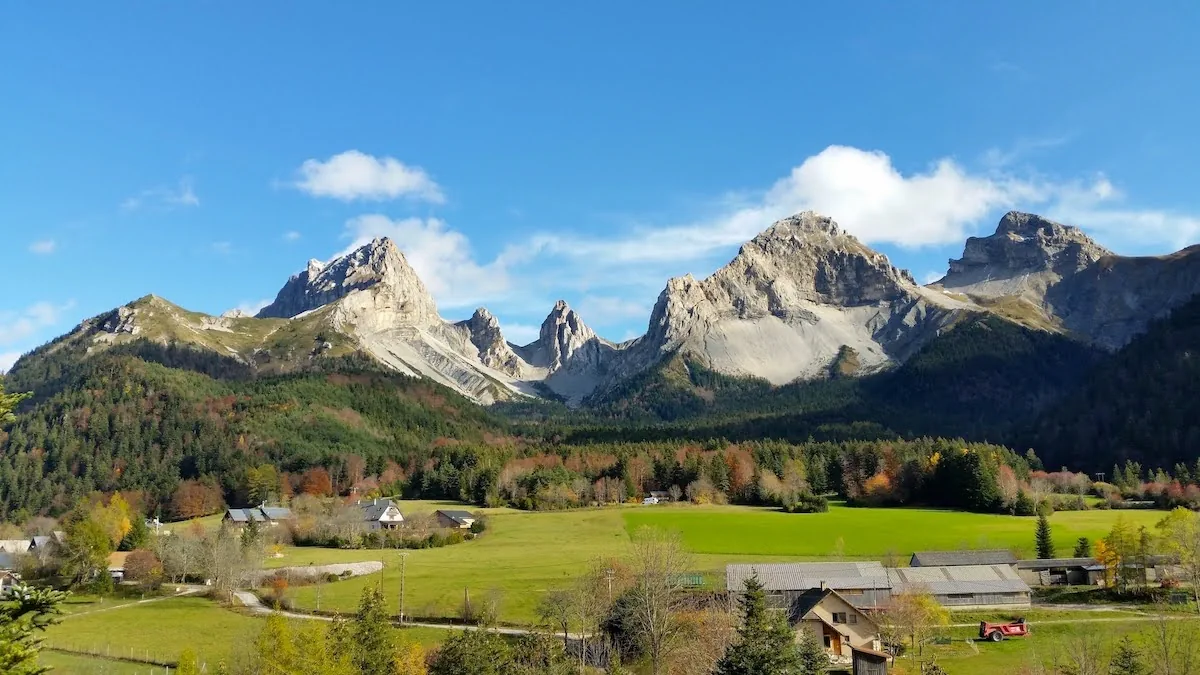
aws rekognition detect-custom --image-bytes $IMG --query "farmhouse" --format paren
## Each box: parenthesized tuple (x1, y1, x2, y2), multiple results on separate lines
(108, 551, 130, 582)
(1015, 557, 1100, 586)
(223, 504, 294, 528)
(436, 509, 476, 529)
(648, 490, 672, 502)
(29, 531, 65, 551)
(887, 564, 1031, 609)
(0, 570, 18, 593)
(0, 539, 31, 556)
(790, 587, 883, 665)
(726, 562, 892, 611)
(358, 498, 404, 530)
(909, 549, 1018, 567)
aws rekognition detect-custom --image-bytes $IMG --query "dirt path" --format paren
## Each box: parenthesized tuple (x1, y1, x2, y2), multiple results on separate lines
(232, 590, 586, 638)
(62, 586, 202, 619)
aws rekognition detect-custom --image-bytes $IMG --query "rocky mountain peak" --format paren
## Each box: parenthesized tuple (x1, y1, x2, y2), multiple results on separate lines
(944, 212, 1111, 285)
(257, 237, 439, 322)
(461, 307, 523, 377)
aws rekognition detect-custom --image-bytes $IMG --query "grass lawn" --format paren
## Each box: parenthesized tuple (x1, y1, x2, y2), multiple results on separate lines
(284, 501, 1166, 624)
(42, 596, 262, 668)
(39, 593, 453, 670)
(623, 502, 1166, 558)
(39, 651, 162, 675)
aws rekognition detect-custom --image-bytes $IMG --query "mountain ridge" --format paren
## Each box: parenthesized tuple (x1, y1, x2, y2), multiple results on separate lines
(11, 209, 1200, 408)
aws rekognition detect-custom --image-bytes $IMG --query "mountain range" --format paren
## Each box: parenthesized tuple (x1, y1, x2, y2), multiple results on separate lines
(17, 210, 1200, 410)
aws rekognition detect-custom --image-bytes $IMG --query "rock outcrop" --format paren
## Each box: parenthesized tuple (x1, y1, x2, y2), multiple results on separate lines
(634, 212, 968, 384)
(257, 239, 440, 326)
(459, 308, 524, 377)
(939, 211, 1200, 348)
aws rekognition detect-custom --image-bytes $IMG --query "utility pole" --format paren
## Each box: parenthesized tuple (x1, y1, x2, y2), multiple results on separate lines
(312, 561, 321, 612)
(605, 568, 615, 604)
(398, 551, 409, 623)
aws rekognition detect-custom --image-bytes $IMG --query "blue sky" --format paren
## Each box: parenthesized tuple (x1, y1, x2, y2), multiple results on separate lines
(4, 3, 1200, 370)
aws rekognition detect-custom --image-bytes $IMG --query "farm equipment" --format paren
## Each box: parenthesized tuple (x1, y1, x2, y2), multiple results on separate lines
(979, 618, 1029, 642)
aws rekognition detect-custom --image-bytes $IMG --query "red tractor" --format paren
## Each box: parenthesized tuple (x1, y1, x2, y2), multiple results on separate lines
(979, 618, 1029, 642)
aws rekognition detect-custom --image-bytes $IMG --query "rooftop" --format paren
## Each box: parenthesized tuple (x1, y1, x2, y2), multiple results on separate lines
(725, 561, 889, 592)
(1014, 557, 1099, 569)
(910, 550, 1018, 567)
(888, 564, 1030, 595)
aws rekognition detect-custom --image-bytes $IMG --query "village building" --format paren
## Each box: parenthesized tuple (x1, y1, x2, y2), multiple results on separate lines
(223, 504, 294, 528)
(790, 587, 883, 666)
(435, 509, 476, 529)
(1015, 557, 1102, 586)
(726, 562, 893, 611)
(852, 645, 891, 675)
(29, 531, 65, 552)
(358, 498, 404, 530)
(909, 549, 1018, 567)
(108, 551, 130, 582)
(887, 564, 1032, 609)
(648, 490, 672, 502)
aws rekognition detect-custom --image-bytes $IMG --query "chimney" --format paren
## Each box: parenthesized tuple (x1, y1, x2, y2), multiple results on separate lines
(819, 580, 827, 591)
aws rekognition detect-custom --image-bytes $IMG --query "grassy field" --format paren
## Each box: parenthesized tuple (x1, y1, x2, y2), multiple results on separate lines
(38, 594, 452, 671)
(284, 501, 1166, 624)
(623, 503, 1166, 558)
(39, 651, 166, 675)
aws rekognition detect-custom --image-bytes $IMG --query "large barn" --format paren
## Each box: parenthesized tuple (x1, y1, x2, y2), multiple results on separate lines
(887, 564, 1032, 610)
(726, 562, 893, 611)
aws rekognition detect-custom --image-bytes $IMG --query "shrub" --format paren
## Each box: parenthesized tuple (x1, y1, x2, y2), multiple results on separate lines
(781, 491, 828, 513)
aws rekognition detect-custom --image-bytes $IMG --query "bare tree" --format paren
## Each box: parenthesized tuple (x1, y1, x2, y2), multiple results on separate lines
(1053, 632, 1105, 675)
(1146, 606, 1200, 675)
(880, 588, 948, 655)
(626, 527, 691, 675)
(537, 588, 575, 648)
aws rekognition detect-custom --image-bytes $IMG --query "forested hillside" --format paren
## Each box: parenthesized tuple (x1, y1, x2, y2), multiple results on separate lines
(503, 314, 1101, 446)
(0, 343, 506, 519)
(1028, 294, 1200, 471)
(5, 298, 1200, 521)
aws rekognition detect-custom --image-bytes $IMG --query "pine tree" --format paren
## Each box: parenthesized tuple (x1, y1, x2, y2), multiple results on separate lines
(1109, 637, 1146, 675)
(715, 576, 804, 675)
(1073, 537, 1092, 558)
(1036, 514, 1055, 559)
(353, 586, 394, 674)
(796, 625, 828, 675)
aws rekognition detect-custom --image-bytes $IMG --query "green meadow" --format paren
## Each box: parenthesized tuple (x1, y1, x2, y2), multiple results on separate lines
(284, 501, 1166, 624)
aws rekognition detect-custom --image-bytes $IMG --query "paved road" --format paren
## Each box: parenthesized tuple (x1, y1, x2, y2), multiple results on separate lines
(232, 590, 586, 638)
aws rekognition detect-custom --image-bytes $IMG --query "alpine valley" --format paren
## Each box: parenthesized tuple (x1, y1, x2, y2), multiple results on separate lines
(4, 210, 1200, 516)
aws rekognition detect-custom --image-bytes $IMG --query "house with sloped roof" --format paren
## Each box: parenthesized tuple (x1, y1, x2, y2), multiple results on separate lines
(887, 564, 1031, 609)
(29, 531, 65, 552)
(726, 562, 893, 611)
(435, 509, 476, 529)
(358, 498, 404, 530)
(223, 504, 294, 528)
(909, 549, 1018, 567)
(789, 587, 883, 665)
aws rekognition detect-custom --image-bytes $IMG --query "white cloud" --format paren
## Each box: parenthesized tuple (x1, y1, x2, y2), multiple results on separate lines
(922, 270, 945, 285)
(211, 241, 233, 255)
(530, 145, 1199, 267)
(294, 151, 444, 203)
(283, 231, 302, 242)
(498, 321, 540, 346)
(575, 295, 651, 324)
(340, 215, 509, 309)
(532, 146, 1047, 265)
(122, 178, 200, 211)
(0, 301, 74, 367)
(28, 239, 56, 254)
(231, 299, 271, 317)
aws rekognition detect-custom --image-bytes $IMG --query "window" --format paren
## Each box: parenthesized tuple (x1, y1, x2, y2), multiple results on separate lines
(823, 635, 831, 648)
(848, 614, 857, 625)
(832, 612, 847, 624)
(947, 593, 974, 600)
